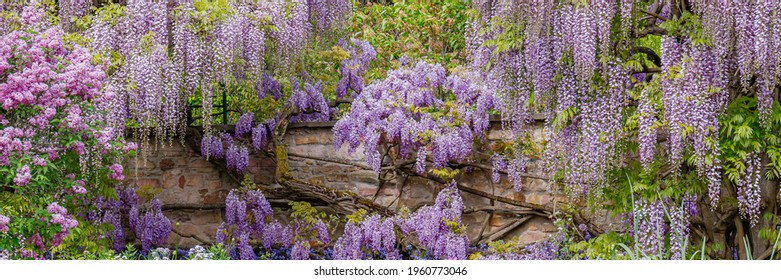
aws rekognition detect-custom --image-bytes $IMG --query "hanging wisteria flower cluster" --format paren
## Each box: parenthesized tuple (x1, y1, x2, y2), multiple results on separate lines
(399, 181, 469, 260)
(308, 0, 351, 36)
(632, 199, 666, 257)
(469, 0, 781, 212)
(79, 0, 352, 160)
(201, 113, 276, 175)
(631, 199, 691, 259)
(477, 236, 565, 260)
(336, 39, 377, 98)
(130, 198, 173, 254)
(331, 182, 471, 260)
(467, 1, 632, 196)
(86, 185, 173, 254)
(211, 180, 472, 260)
(216, 187, 331, 260)
(656, 35, 725, 206)
(332, 214, 399, 260)
(737, 153, 762, 226)
(690, 1, 781, 124)
(333, 60, 495, 174)
(289, 77, 330, 122)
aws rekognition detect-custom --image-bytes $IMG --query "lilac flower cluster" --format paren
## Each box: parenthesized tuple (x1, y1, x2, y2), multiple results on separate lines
(13, 165, 31, 186)
(0, 4, 139, 254)
(47, 202, 79, 248)
(0, 214, 9, 233)
(0, 12, 113, 167)
(108, 163, 125, 181)
(28, 234, 45, 254)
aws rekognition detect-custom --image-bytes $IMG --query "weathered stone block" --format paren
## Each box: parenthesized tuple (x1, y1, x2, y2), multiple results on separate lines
(525, 192, 552, 205)
(202, 190, 229, 205)
(184, 175, 205, 188)
(355, 182, 378, 197)
(188, 158, 213, 168)
(160, 159, 175, 171)
(206, 180, 222, 190)
(132, 178, 160, 188)
(516, 230, 550, 246)
(163, 173, 186, 189)
(523, 178, 548, 192)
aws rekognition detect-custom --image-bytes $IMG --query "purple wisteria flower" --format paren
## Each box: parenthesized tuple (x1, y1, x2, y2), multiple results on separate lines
(235, 113, 254, 138)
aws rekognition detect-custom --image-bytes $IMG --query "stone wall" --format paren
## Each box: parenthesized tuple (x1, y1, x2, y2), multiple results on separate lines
(124, 121, 616, 248)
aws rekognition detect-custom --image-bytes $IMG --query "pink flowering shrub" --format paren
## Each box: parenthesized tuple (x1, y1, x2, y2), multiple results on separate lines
(0, 4, 134, 259)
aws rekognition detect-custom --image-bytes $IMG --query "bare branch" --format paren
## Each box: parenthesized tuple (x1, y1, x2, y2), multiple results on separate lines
(636, 26, 668, 38)
(630, 46, 662, 67)
(632, 67, 662, 74)
(482, 216, 533, 242)
(639, 8, 668, 21)
(288, 152, 372, 170)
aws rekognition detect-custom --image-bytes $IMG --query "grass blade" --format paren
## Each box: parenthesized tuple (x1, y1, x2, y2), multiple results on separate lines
(615, 243, 637, 260)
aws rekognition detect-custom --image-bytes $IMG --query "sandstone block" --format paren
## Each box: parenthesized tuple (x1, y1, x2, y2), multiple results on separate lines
(159, 159, 175, 171)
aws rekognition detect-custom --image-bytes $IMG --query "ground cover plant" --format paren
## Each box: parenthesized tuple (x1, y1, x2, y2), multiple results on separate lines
(1, 0, 780, 260)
